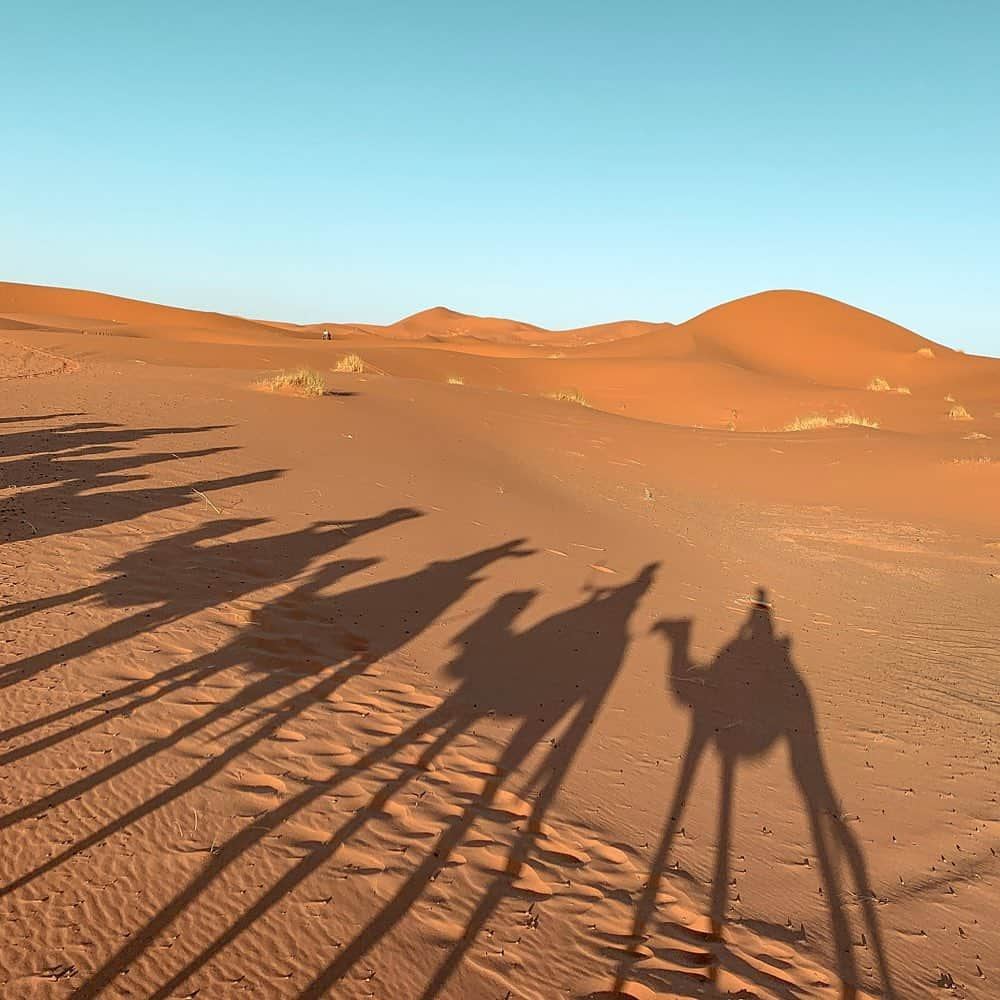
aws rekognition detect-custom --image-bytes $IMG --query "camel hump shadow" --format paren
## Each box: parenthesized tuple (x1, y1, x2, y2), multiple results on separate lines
(444, 561, 660, 721)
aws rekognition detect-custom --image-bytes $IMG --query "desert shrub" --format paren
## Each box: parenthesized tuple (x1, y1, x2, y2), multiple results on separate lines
(782, 412, 879, 431)
(948, 405, 973, 421)
(257, 368, 326, 397)
(335, 353, 365, 373)
(447, 375, 464, 385)
(833, 412, 880, 428)
(782, 415, 832, 431)
(867, 376, 892, 392)
(547, 389, 589, 406)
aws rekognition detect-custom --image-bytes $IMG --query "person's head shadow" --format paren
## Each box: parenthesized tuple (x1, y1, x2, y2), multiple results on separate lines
(616, 587, 896, 1000)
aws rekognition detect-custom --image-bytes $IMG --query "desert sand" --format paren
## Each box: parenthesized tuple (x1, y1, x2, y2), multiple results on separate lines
(1, 281, 997, 999)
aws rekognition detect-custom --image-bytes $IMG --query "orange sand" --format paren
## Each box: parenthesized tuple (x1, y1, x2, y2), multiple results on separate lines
(1, 282, 997, 999)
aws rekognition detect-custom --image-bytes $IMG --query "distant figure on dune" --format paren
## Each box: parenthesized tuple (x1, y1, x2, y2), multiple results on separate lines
(615, 587, 895, 1000)
(321, 329, 331, 340)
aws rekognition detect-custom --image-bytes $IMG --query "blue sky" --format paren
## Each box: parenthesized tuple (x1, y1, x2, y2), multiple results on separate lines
(2, 1, 997, 353)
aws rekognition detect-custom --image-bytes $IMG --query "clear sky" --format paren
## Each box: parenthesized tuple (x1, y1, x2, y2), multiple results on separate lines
(2, 1, 997, 353)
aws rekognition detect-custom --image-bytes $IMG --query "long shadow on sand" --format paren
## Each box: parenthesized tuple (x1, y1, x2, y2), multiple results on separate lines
(2, 423, 897, 1000)
(0, 412, 282, 546)
(57, 558, 657, 999)
(0, 511, 536, 996)
(611, 589, 897, 1000)
(0, 508, 420, 700)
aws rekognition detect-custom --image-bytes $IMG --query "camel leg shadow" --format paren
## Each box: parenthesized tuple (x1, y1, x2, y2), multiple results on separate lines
(418, 699, 601, 999)
(790, 729, 896, 1000)
(613, 725, 712, 993)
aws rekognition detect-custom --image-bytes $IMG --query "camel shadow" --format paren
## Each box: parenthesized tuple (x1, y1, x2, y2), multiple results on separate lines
(613, 588, 896, 1000)
(72, 561, 657, 1000)
(297, 561, 659, 999)
(0, 413, 282, 546)
(65, 537, 536, 998)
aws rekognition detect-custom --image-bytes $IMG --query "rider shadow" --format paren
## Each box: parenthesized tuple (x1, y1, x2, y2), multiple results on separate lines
(0, 507, 422, 698)
(614, 588, 896, 1000)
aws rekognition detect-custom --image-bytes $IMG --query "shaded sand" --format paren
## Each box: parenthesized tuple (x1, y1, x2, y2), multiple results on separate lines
(0, 284, 997, 999)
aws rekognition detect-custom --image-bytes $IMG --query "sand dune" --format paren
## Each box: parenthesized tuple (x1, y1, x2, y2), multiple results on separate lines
(0, 283, 997, 998)
(0, 281, 287, 338)
(373, 305, 669, 346)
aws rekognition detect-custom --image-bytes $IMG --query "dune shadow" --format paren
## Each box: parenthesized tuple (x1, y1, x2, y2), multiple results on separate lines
(611, 588, 897, 1000)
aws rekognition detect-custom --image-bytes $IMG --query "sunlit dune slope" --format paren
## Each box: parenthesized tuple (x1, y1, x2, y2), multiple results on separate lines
(0, 281, 285, 340)
(368, 306, 666, 346)
(681, 289, 956, 381)
(4, 281, 997, 433)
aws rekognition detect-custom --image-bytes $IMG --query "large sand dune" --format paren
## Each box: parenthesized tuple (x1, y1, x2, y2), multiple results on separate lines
(0, 282, 997, 999)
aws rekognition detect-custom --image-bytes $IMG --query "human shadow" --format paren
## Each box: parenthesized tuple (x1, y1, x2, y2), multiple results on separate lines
(613, 588, 896, 1000)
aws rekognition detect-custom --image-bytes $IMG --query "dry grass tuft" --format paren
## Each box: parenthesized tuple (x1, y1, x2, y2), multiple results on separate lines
(867, 376, 910, 395)
(335, 353, 365, 374)
(948, 404, 973, 421)
(963, 432, 990, 440)
(916, 347, 935, 359)
(447, 375, 465, 385)
(833, 412, 880, 428)
(782, 414, 833, 432)
(257, 368, 326, 397)
(547, 389, 589, 406)
(782, 412, 880, 432)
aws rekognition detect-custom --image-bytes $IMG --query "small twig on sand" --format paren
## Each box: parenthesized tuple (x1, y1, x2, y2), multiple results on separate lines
(191, 489, 222, 515)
